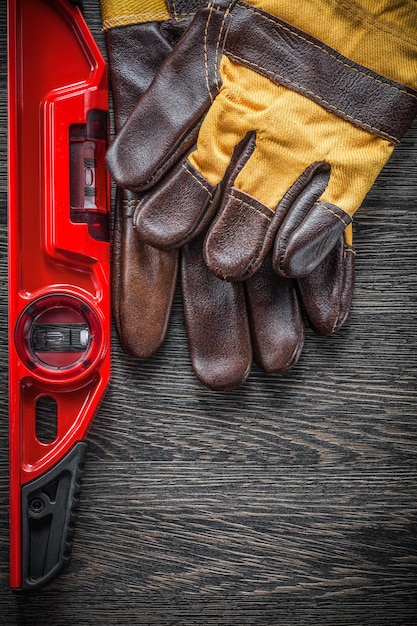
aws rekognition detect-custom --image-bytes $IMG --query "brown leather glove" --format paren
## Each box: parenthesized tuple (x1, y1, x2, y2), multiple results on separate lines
(106, 0, 417, 284)
(103, 0, 355, 389)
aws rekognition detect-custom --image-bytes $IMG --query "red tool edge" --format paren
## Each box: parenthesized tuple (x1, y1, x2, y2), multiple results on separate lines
(8, 0, 111, 590)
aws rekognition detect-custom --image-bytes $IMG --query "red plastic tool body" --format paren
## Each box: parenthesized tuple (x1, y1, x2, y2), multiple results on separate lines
(8, 0, 110, 590)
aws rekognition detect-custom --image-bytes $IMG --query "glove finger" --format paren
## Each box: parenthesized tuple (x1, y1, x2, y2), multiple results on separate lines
(105, 3, 231, 191)
(204, 160, 332, 282)
(181, 233, 252, 391)
(134, 131, 257, 249)
(116, 190, 178, 358)
(297, 226, 355, 335)
(273, 192, 353, 279)
(105, 21, 173, 127)
(133, 152, 217, 249)
(245, 258, 304, 373)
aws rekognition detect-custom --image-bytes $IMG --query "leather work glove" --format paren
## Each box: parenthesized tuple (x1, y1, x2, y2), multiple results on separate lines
(103, 0, 357, 389)
(106, 0, 417, 284)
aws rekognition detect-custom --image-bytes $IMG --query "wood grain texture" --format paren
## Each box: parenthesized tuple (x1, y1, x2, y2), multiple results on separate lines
(0, 3, 416, 625)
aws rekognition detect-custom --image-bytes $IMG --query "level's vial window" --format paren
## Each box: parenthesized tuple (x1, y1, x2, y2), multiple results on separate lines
(69, 109, 109, 241)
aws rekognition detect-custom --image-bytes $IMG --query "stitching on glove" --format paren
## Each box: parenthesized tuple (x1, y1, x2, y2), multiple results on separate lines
(205, 1, 232, 100)
(226, 50, 399, 144)
(122, 199, 138, 217)
(344, 245, 356, 258)
(182, 162, 214, 198)
(214, 4, 232, 91)
(204, 3, 215, 100)
(171, 1, 196, 23)
(337, 0, 417, 48)
(235, 4, 417, 103)
(229, 190, 273, 222)
(315, 201, 351, 228)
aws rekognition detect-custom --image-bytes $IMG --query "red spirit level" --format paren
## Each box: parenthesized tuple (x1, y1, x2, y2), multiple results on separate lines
(8, 0, 111, 590)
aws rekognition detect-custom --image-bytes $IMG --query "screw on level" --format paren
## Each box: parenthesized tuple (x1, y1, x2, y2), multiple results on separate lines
(29, 496, 46, 515)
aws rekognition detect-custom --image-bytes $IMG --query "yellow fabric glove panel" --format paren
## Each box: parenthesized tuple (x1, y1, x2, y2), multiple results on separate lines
(106, 0, 417, 281)
(188, 56, 394, 218)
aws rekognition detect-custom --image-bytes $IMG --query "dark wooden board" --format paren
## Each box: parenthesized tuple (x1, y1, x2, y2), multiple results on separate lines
(0, 3, 416, 625)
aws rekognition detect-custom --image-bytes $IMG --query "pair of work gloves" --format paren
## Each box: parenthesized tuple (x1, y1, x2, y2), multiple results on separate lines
(101, 0, 417, 390)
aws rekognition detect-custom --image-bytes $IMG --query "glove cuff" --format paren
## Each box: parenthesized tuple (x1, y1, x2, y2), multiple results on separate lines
(101, 0, 170, 29)
(101, 0, 203, 28)
(247, 0, 417, 90)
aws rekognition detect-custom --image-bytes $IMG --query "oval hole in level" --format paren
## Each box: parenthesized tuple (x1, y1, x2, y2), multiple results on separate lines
(35, 396, 58, 444)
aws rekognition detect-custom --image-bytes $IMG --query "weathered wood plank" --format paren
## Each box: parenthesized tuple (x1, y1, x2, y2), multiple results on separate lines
(0, 2, 416, 625)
